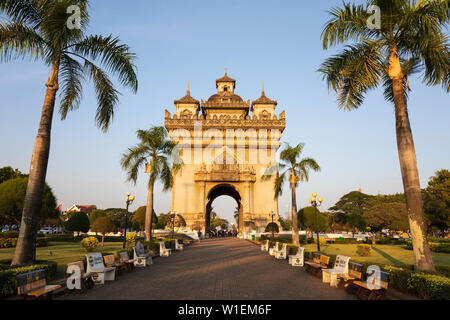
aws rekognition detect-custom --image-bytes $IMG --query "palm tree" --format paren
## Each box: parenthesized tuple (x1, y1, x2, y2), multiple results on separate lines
(1, 1, 138, 265)
(262, 143, 321, 247)
(121, 127, 181, 242)
(318, 0, 449, 271)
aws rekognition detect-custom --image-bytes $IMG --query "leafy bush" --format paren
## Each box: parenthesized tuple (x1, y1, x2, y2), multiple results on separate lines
(405, 241, 450, 253)
(0, 260, 58, 298)
(375, 237, 405, 245)
(0, 232, 19, 239)
(0, 237, 48, 248)
(126, 233, 137, 247)
(407, 273, 450, 300)
(428, 237, 450, 244)
(80, 237, 99, 252)
(313, 236, 327, 247)
(46, 234, 78, 242)
(356, 244, 372, 256)
(265, 222, 279, 233)
(334, 238, 361, 244)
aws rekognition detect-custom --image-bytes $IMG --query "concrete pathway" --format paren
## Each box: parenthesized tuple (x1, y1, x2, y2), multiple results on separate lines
(60, 238, 357, 300)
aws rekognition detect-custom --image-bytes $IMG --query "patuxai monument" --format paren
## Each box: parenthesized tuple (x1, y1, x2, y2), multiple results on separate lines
(164, 71, 286, 235)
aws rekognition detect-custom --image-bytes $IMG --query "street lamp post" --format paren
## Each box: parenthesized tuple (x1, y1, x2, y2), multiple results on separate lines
(309, 192, 323, 252)
(269, 211, 275, 240)
(123, 192, 135, 249)
(172, 211, 177, 239)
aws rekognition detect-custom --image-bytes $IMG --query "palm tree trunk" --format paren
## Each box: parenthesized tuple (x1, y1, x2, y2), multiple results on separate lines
(11, 64, 59, 265)
(389, 45, 435, 271)
(290, 175, 300, 247)
(145, 178, 154, 242)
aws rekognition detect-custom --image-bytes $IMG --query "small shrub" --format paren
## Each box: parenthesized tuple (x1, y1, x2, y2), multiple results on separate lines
(313, 236, 327, 247)
(356, 244, 372, 256)
(126, 233, 137, 247)
(80, 236, 99, 252)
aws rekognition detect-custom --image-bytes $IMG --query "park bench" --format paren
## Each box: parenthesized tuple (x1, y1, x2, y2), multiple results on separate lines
(288, 247, 305, 267)
(336, 262, 363, 293)
(269, 242, 280, 256)
(304, 253, 330, 278)
(322, 255, 350, 287)
(275, 243, 288, 260)
(261, 240, 269, 252)
(160, 241, 172, 257)
(65, 261, 96, 294)
(119, 251, 135, 271)
(103, 254, 126, 276)
(86, 253, 116, 285)
(16, 269, 61, 300)
(133, 246, 152, 267)
(353, 266, 390, 300)
(175, 239, 184, 251)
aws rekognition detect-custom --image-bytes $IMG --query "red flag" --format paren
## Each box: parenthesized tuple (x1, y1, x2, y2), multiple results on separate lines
(57, 204, 62, 212)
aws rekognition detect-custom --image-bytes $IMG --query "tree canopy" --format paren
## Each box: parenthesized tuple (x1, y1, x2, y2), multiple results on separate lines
(65, 212, 90, 236)
(298, 206, 328, 232)
(132, 206, 157, 230)
(0, 177, 59, 227)
(423, 169, 450, 234)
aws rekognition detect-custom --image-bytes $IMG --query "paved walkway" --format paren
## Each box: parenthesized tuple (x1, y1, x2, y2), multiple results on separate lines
(60, 238, 357, 300)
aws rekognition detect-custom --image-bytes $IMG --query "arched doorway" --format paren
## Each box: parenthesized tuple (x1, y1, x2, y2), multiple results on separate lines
(205, 184, 242, 235)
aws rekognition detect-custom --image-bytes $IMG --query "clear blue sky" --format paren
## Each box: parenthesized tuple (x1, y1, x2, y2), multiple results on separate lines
(0, 0, 448, 224)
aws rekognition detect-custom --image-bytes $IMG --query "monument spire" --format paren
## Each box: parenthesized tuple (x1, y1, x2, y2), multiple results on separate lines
(187, 81, 190, 95)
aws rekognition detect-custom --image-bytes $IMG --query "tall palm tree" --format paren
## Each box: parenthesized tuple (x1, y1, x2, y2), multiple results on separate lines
(121, 127, 181, 242)
(318, 0, 449, 271)
(1, 0, 138, 265)
(262, 143, 321, 247)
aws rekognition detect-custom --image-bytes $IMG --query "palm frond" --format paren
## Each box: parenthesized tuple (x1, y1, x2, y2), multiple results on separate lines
(70, 35, 138, 92)
(274, 171, 287, 199)
(59, 53, 84, 119)
(318, 39, 384, 110)
(0, 21, 46, 62)
(83, 59, 119, 132)
(321, 1, 377, 49)
(0, 0, 42, 27)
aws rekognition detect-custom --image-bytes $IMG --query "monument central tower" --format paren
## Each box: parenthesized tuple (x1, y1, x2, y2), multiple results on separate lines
(164, 71, 286, 234)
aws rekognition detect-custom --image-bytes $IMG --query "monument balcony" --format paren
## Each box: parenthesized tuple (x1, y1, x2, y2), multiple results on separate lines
(194, 164, 256, 182)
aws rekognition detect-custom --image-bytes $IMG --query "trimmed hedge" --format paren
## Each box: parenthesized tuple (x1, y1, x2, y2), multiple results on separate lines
(0, 237, 49, 248)
(405, 241, 450, 253)
(0, 260, 58, 298)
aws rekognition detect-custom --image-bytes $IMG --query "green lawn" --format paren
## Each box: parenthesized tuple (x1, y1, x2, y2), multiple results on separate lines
(302, 243, 450, 267)
(0, 242, 124, 281)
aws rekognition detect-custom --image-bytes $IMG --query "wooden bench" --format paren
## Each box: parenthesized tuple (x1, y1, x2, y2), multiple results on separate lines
(17, 269, 61, 300)
(289, 247, 304, 267)
(336, 261, 363, 293)
(119, 251, 135, 271)
(269, 242, 279, 256)
(275, 243, 288, 260)
(159, 241, 172, 257)
(103, 254, 126, 276)
(175, 239, 184, 251)
(66, 261, 96, 294)
(322, 255, 350, 287)
(86, 253, 116, 285)
(353, 267, 390, 300)
(261, 240, 269, 252)
(304, 253, 330, 278)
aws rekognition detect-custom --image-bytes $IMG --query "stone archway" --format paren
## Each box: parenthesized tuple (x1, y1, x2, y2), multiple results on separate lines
(205, 183, 241, 234)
